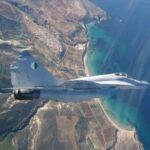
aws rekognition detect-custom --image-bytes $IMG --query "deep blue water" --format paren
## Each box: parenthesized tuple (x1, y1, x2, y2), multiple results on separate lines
(87, 0, 150, 149)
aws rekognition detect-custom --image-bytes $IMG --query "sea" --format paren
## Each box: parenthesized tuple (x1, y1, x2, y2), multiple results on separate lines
(86, 0, 150, 149)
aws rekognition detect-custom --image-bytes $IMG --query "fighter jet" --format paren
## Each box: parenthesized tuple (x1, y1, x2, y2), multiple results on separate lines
(0, 51, 149, 101)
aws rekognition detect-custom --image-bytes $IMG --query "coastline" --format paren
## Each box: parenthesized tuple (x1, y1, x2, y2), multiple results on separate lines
(83, 51, 133, 132)
(83, 51, 143, 149)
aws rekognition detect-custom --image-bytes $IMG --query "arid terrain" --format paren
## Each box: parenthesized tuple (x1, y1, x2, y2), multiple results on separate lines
(0, 0, 143, 150)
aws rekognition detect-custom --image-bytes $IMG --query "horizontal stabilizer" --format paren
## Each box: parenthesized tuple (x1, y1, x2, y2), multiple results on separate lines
(0, 88, 13, 93)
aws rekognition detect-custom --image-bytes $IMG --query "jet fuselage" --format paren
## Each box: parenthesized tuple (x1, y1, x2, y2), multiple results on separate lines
(13, 73, 150, 101)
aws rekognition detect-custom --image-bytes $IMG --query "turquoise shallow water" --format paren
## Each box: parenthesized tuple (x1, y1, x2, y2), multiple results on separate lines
(86, 0, 150, 149)
(86, 23, 134, 129)
(86, 23, 114, 75)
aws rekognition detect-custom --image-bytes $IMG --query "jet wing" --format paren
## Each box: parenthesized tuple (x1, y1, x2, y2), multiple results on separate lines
(95, 80, 134, 89)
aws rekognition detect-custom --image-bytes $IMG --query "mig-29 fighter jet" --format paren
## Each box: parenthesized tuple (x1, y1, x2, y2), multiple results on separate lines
(0, 51, 149, 101)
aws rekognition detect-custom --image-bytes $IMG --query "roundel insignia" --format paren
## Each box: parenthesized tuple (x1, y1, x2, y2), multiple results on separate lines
(31, 62, 38, 70)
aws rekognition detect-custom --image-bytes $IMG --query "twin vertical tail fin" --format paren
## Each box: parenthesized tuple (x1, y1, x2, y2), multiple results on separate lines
(10, 51, 61, 90)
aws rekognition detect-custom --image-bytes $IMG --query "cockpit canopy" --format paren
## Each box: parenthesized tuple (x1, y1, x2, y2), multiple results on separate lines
(115, 73, 128, 77)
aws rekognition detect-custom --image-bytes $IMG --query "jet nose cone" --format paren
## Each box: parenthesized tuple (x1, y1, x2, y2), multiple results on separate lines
(142, 81, 150, 88)
(136, 81, 150, 89)
(133, 79, 150, 89)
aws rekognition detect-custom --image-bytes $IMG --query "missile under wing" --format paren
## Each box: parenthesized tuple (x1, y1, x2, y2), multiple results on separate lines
(0, 51, 149, 101)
